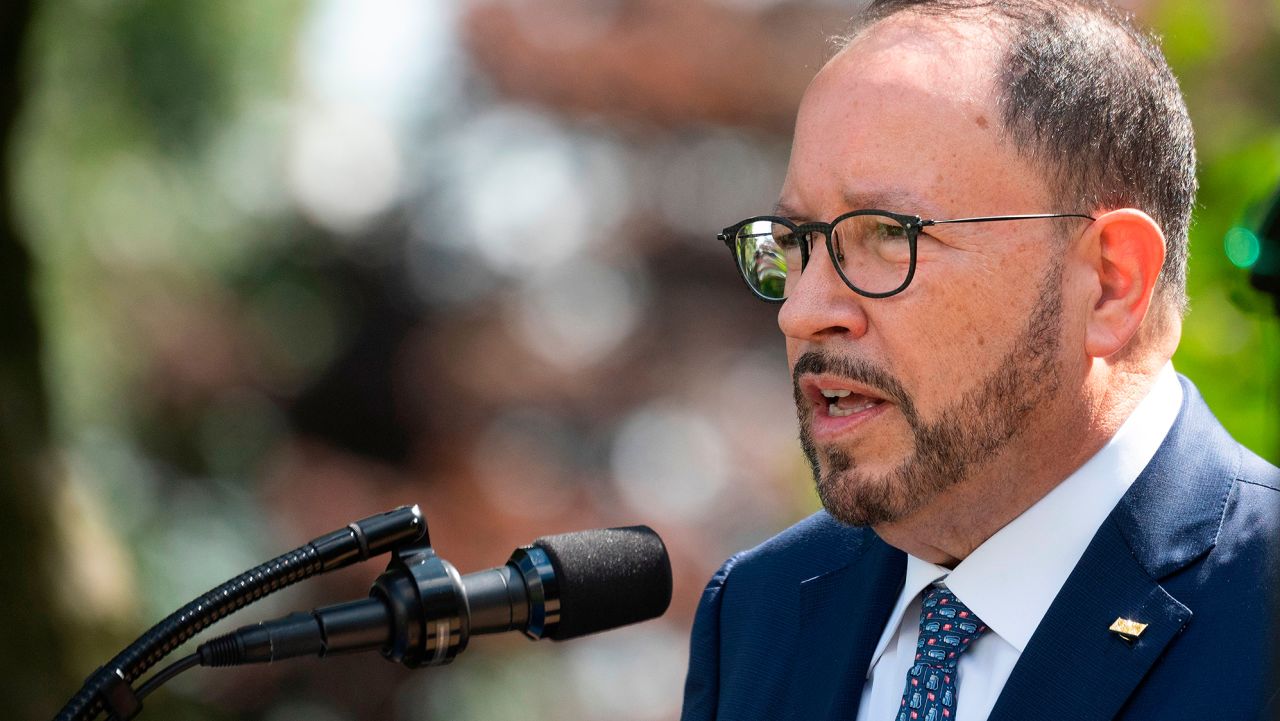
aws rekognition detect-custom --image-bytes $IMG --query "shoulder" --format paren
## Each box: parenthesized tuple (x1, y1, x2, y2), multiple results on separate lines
(711, 510, 876, 591)
(683, 513, 879, 720)
(1117, 376, 1279, 575)
(695, 511, 885, 626)
(1209, 418, 1280, 547)
(1216, 443, 1280, 546)
(1235, 443, 1280, 492)
(1152, 409, 1280, 608)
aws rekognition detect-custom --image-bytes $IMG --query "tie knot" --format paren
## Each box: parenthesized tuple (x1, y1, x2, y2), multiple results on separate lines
(915, 585, 988, 670)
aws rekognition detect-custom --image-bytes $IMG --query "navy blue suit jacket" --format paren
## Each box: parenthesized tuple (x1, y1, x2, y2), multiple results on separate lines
(682, 378, 1280, 720)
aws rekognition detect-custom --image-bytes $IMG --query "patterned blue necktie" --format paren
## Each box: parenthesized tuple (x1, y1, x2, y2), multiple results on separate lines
(896, 585, 989, 721)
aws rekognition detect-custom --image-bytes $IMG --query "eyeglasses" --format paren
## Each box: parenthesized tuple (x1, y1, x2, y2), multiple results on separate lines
(718, 210, 1096, 302)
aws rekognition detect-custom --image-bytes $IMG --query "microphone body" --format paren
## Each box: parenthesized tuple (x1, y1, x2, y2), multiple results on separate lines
(198, 526, 671, 668)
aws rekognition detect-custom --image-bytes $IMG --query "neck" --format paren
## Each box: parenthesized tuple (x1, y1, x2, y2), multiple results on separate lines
(873, 358, 1163, 567)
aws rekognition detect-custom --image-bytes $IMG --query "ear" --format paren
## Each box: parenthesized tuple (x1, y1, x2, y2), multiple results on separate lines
(1080, 209, 1166, 358)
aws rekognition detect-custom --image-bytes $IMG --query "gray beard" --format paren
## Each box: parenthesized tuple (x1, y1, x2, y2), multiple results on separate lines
(794, 260, 1064, 527)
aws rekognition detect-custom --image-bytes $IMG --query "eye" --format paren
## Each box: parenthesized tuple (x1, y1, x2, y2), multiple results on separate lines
(876, 221, 908, 240)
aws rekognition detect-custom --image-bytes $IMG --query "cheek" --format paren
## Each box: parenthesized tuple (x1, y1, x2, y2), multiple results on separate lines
(881, 264, 1029, 395)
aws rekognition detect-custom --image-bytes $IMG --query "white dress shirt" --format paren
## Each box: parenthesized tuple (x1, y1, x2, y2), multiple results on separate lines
(855, 364, 1183, 721)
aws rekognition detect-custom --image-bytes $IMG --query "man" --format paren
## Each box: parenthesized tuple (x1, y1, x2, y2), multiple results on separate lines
(681, 1, 1280, 720)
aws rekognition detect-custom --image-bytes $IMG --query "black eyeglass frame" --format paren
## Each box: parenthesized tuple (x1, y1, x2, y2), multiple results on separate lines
(718, 209, 1097, 303)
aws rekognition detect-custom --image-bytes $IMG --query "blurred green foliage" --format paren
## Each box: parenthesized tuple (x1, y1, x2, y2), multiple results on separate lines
(12, 2, 307, 719)
(1156, 0, 1280, 461)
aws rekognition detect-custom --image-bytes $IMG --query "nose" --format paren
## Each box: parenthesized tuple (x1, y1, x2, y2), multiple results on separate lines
(777, 237, 870, 342)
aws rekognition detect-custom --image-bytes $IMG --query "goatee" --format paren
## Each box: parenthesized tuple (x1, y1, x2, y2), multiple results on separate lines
(794, 260, 1064, 526)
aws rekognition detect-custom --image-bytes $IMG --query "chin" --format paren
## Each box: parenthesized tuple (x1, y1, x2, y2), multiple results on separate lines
(811, 443, 961, 528)
(813, 452, 914, 527)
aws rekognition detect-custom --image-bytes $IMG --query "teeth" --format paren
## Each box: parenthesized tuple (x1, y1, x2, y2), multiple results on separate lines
(827, 399, 880, 418)
(820, 389, 852, 399)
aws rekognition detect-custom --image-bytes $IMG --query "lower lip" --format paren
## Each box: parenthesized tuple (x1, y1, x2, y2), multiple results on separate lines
(809, 400, 890, 441)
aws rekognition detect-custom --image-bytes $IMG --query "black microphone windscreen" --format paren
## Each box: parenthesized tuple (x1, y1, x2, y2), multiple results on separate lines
(533, 526, 672, 641)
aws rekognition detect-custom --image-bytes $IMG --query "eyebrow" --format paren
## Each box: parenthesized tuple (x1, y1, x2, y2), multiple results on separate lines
(773, 188, 941, 221)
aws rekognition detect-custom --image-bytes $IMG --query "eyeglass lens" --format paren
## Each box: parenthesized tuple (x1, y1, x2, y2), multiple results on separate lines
(732, 214, 912, 300)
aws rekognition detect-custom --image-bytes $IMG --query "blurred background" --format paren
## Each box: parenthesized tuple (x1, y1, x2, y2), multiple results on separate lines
(2, 0, 1277, 720)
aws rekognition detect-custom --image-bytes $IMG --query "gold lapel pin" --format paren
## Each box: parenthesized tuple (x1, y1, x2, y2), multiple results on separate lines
(1109, 617, 1149, 642)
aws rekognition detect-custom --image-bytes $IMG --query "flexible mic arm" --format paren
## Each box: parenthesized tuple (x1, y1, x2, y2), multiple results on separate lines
(54, 505, 428, 721)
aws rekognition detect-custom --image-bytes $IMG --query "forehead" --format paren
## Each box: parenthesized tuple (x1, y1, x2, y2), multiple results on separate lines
(781, 13, 1051, 218)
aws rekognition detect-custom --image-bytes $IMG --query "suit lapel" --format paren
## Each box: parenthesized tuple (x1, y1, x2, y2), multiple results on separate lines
(986, 518, 1191, 721)
(990, 376, 1236, 721)
(790, 534, 905, 721)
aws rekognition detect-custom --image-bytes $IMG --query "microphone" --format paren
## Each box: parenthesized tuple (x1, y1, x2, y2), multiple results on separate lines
(196, 526, 672, 669)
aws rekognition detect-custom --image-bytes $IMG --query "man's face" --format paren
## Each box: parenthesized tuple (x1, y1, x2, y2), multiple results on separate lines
(778, 16, 1082, 527)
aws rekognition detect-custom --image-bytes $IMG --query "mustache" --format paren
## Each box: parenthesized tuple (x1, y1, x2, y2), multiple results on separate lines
(791, 350, 917, 421)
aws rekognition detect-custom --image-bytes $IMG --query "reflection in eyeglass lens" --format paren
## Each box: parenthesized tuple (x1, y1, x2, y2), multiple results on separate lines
(735, 221, 790, 300)
(734, 214, 912, 299)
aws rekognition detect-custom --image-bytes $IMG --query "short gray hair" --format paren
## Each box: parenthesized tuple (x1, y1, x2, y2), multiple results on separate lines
(843, 0, 1196, 314)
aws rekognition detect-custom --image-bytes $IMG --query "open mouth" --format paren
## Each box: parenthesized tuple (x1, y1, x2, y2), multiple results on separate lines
(799, 376, 890, 420)
(819, 388, 884, 417)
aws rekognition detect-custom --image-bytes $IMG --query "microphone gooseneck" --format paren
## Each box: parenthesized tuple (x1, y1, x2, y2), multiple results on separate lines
(53, 505, 428, 721)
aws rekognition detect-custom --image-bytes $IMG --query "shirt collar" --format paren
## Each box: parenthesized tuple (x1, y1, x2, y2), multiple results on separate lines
(866, 363, 1183, 667)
